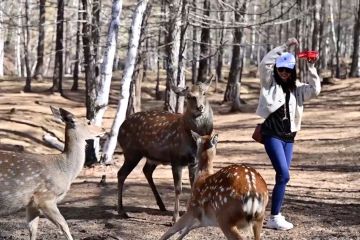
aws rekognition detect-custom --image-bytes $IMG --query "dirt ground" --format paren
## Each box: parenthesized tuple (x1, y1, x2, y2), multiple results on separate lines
(0, 74, 359, 240)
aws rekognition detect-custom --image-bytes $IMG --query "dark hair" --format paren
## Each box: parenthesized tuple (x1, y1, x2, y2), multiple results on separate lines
(273, 65, 297, 92)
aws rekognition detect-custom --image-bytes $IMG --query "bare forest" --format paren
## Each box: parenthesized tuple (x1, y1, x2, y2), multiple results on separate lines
(0, 0, 359, 239)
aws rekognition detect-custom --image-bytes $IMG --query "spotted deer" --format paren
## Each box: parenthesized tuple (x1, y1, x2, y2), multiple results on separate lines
(117, 81, 213, 222)
(160, 132, 269, 240)
(0, 106, 105, 240)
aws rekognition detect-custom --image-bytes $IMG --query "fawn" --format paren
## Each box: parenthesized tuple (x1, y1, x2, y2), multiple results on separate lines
(0, 106, 104, 240)
(117, 81, 213, 222)
(160, 132, 269, 240)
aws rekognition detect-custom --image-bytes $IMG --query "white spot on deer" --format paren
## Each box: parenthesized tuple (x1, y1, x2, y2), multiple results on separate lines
(4, 182, 9, 186)
(245, 174, 251, 188)
(250, 171, 257, 190)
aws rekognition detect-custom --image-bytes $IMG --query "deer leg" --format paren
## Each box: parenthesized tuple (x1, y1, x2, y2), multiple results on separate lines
(253, 215, 265, 240)
(26, 205, 40, 240)
(117, 152, 143, 218)
(143, 161, 166, 211)
(171, 165, 183, 223)
(38, 200, 73, 240)
(187, 160, 198, 188)
(218, 218, 243, 240)
(159, 211, 196, 240)
(176, 220, 201, 240)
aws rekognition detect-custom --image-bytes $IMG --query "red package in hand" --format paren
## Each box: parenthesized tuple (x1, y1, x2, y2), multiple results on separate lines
(298, 51, 319, 61)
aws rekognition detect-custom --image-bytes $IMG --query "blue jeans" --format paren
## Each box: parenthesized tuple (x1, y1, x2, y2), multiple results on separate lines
(264, 136, 293, 215)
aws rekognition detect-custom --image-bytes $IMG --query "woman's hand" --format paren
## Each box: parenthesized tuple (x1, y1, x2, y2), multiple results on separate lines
(307, 56, 319, 64)
(286, 38, 299, 47)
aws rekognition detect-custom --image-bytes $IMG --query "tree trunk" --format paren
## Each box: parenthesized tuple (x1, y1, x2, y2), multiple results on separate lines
(191, 0, 198, 85)
(101, 0, 149, 164)
(127, 2, 152, 116)
(16, 6, 22, 77)
(197, 0, 210, 83)
(175, 0, 188, 114)
(250, 0, 258, 64)
(266, 0, 273, 52)
(165, 0, 182, 113)
(318, 0, 326, 69)
(350, 0, 360, 77)
(278, 0, 283, 44)
(33, 0, 46, 80)
(155, 0, 165, 100)
(216, 5, 225, 83)
(23, 0, 32, 92)
(52, 0, 64, 95)
(224, 0, 247, 105)
(82, 0, 98, 120)
(93, 0, 123, 126)
(72, 0, 82, 91)
(335, 0, 342, 78)
(312, 0, 320, 57)
(0, 1, 4, 77)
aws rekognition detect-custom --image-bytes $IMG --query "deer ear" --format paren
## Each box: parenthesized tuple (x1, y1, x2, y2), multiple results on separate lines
(191, 130, 201, 143)
(171, 85, 189, 96)
(199, 74, 214, 92)
(51, 106, 75, 124)
(50, 106, 64, 122)
(211, 134, 218, 146)
(59, 108, 76, 123)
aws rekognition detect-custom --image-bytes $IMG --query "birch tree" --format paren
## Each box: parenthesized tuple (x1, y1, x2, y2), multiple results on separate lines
(165, 0, 182, 113)
(93, 0, 123, 126)
(127, 3, 152, 116)
(102, 0, 149, 164)
(16, 5, 22, 77)
(0, 1, 4, 77)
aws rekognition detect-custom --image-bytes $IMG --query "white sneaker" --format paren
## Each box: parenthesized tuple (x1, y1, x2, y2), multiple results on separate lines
(265, 213, 294, 230)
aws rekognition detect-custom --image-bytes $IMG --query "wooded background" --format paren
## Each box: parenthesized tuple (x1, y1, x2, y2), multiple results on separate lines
(0, 0, 359, 162)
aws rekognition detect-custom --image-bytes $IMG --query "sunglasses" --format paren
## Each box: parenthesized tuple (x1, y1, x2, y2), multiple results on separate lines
(277, 67, 292, 73)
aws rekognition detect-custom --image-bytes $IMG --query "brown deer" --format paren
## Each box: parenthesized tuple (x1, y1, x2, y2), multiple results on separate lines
(160, 132, 269, 240)
(117, 81, 213, 222)
(0, 106, 104, 240)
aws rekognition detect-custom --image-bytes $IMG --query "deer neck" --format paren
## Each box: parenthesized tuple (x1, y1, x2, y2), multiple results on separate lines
(195, 149, 214, 182)
(60, 132, 87, 181)
(184, 103, 213, 134)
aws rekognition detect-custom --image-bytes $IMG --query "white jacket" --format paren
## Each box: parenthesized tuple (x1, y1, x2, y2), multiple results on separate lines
(256, 44, 321, 132)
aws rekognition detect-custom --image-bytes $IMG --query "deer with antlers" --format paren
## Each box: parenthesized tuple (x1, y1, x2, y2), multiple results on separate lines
(117, 80, 213, 222)
(160, 132, 269, 240)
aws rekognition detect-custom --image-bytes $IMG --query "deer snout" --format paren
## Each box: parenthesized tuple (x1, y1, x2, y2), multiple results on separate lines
(197, 104, 204, 113)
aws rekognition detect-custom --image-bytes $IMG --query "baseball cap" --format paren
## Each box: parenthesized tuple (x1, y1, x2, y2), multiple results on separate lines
(275, 52, 296, 69)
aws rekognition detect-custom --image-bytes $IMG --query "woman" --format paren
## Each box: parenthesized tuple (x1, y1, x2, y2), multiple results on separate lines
(256, 38, 321, 230)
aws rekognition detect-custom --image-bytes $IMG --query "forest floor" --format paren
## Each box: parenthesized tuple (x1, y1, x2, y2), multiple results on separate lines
(0, 73, 359, 240)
